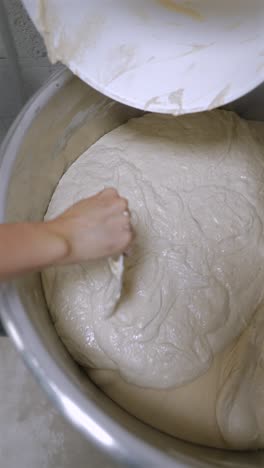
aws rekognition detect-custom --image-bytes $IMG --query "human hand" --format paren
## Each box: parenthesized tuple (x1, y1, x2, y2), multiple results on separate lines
(47, 188, 134, 265)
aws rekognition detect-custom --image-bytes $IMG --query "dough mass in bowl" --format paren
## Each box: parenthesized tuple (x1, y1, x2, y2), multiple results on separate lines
(42, 110, 264, 450)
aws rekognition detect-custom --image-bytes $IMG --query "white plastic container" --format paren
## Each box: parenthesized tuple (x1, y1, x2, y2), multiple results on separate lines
(22, 0, 264, 115)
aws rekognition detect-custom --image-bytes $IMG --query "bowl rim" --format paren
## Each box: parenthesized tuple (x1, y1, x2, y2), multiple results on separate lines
(0, 67, 201, 468)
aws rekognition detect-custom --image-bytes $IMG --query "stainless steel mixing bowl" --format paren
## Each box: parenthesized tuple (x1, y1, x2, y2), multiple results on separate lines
(0, 68, 264, 467)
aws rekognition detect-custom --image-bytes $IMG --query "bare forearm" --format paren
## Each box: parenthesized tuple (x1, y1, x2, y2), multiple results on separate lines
(0, 222, 68, 280)
(0, 189, 134, 281)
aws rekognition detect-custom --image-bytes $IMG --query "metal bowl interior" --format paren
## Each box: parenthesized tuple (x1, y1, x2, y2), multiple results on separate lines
(1, 68, 264, 467)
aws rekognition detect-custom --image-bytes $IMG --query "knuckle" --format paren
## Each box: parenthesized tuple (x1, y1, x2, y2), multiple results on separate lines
(117, 198, 128, 211)
(103, 187, 118, 198)
(123, 198, 129, 210)
(122, 230, 133, 247)
(110, 188, 119, 197)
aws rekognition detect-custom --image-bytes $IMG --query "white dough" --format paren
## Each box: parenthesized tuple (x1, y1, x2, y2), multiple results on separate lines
(42, 110, 264, 449)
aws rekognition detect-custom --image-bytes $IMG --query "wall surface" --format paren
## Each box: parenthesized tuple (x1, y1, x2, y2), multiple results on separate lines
(0, 0, 54, 140)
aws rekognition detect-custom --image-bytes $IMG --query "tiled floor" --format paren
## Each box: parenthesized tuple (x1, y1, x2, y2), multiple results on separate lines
(0, 129, 115, 468)
(0, 339, 116, 468)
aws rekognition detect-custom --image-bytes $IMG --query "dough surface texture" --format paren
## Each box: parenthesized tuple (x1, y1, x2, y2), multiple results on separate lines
(42, 111, 264, 449)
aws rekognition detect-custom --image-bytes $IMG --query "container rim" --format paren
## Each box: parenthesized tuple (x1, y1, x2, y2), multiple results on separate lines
(0, 67, 201, 468)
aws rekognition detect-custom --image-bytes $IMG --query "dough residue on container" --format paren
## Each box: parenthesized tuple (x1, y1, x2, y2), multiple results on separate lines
(42, 110, 264, 450)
